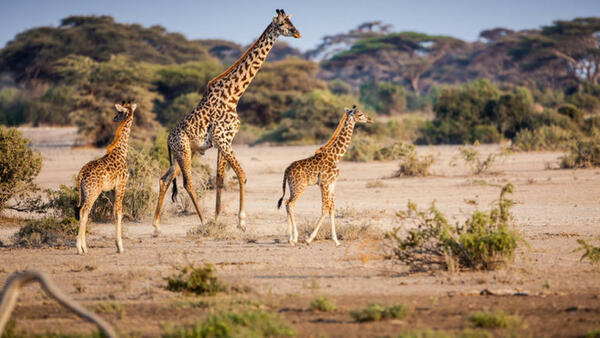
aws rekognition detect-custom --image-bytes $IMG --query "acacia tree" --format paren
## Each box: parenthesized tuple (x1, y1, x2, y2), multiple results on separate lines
(512, 17, 600, 86)
(322, 32, 465, 94)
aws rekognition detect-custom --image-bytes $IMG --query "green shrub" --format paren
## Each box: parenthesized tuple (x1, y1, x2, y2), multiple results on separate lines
(574, 239, 600, 265)
(468, 311, 521, 329)
(393, 144, 435, 177)
(162, 310, 296, 337)
(166, 264, 224, 296)
(512, 125, 575, 151)
(350, 303, 407, 322)
(310, 296, 337, 312)
(359, 81, 406, 114)
(584, 116, 600, 135)
(0, 87, 27, 125)
(469, 125, 502, 144)
(12, 217, 79, 248)
(567, 92, 600, 114)
(560, 134, 600, 168)
(387, 184, 526, 271)
(0, 126, 42, 213)
(558, 104, 584, 126)
(258, 89, 357, 144)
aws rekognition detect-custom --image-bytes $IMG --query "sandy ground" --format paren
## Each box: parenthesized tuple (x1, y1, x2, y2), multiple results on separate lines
(0, 127, 599, 337)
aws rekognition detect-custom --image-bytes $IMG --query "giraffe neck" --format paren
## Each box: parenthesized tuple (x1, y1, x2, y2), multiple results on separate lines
(106, 115, 133, 158)
(208, 23, 279, 104)
(322, 117, 356, 161)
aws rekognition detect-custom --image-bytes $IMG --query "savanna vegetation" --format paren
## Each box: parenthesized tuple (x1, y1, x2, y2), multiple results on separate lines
(0, 15, 599, 161)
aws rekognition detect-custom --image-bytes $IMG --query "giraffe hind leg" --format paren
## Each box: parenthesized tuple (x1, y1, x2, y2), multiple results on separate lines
(176, 152, 205, 225)
(153, 161, 181, 236)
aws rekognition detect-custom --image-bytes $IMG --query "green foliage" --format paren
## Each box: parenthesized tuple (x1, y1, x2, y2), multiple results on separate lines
(162, 310, 296, 338)
(0, 126, 42, 213)
(154, 61, 222, 102)
(582, 329, 600, 338)
(310, 297, 337, 312)
(574, 239, 600, 265)
(558, 104, 584, 126)
(359, 81, 406, 114)
(468, 311, 521, 329)
(344, 137, 408, 162)
(55, 54, 160, 146)
(166, 264, 224, 296)
(388, 184, 526, 271)
(350, 303, 407, 322)
(157, 92, 203, 128)
(512, 125, 575, 151)
(419, 81, 540, 144)
(560, 134, 600, 168)
(0, 15, 216, 84)
(12, 217, 79, 248)
(0, 87, 27, 125)
(239, 59, 326, 126)
(259, 90, 357, 144)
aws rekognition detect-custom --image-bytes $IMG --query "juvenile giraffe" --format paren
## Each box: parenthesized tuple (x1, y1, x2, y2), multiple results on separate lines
(153, 9, 301, 234)
(75, 102, 136, 255)
(277, 106, 373, 246)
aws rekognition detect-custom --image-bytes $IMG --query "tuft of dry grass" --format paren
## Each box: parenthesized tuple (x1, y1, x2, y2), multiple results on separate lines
(366, 180, 385, 188)
(297, 221, 383, 242)
(187, 219, 246, 241)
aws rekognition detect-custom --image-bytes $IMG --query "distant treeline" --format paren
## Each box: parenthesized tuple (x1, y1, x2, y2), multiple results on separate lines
(0, 15, 599, 146)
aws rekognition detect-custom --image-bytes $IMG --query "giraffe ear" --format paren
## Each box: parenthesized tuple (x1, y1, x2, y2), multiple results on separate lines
(115, 104, 125, 112)
(130, 103, 137, 112)
(344, 107, 352, 113)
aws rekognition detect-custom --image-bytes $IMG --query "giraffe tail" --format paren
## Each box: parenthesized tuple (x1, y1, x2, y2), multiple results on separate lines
(74, 172, 83, 221)
(277, 170, 288, 209)
(169, 146, 179, 202)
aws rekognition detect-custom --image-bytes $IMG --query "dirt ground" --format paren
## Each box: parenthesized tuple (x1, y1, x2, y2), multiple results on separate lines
(1, 127, 599, 337)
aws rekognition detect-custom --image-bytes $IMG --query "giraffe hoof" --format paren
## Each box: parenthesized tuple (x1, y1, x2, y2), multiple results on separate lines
(334, 242, 341, 247)
(152, 229, 161, 237)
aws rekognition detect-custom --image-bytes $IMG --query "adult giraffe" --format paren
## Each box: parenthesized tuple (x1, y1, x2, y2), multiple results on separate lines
(153, 9, 301, 234)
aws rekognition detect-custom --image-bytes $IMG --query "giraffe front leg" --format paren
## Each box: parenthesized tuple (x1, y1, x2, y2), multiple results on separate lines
(328, 183, 340, 247)
(307, 182, 334, 245)
(215, 150, 227, 221)
(218, 146, 246, 231)
(114, 179, 127, 253)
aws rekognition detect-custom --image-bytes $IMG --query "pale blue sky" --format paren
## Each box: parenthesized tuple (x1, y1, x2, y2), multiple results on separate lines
(0, 0, 599, 51)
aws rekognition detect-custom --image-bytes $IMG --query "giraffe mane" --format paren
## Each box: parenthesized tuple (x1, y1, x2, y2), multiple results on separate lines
(315, 111, 349, 154)
(206, 24, 271, 89)
(106, 117, 129, 154)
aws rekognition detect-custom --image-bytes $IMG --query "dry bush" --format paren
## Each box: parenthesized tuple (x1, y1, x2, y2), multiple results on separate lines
(392, 143, 435, 177)
(12, 217, 80, 248)
(387, 184, 526, 271)
(187, 219, 246, 241)
(574, 239, 600, 265)
(365, 180, 385, 188)
(297, 221, 383, 242)
(0, 126, 42, 213)
(459, 145, 507, 175)
(560, 134, 600, 168)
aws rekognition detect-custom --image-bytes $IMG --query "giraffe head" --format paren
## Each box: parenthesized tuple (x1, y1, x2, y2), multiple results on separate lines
(272, 9, 301, 38)
(346, 105, 373, 124)
(114, 101, 137, 122)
